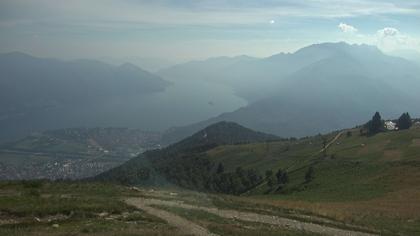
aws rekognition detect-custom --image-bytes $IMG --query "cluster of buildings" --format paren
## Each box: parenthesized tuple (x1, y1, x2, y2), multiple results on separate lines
(384, 121, 398, 131)
(384, 119, 420, 131)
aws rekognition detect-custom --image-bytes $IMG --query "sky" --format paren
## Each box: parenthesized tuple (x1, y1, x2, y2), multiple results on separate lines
(0, 0, 419, 65)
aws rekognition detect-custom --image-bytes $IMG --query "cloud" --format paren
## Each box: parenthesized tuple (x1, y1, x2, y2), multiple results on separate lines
(1, 0, 419, 28)
(1, 0, 419, 60)
(377, 27, 399, 37)
(376, 27, 420, 52)
(338, 23, 358, 33)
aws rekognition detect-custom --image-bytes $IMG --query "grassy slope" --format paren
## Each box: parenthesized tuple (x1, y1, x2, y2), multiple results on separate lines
(2, 126, 420, 235)
(204, 126, 420, 235)
(206, 127, 420, 200)
(0, 181, 178, 236)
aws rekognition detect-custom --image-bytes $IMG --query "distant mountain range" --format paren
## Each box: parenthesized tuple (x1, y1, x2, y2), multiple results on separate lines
(160, 43, 420, 103)
(0, 52, 246, 143)
(389, 49, 420, 65)
(2, 43, 420, 145)
(0, 52, 170, 142)
(161, 42, 420, 144)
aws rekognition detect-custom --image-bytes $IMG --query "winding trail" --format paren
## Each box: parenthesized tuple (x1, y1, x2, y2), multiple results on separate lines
(126, 197, 376, 236)
(284, 130, 345, 174)
(126, 198, 217, 236)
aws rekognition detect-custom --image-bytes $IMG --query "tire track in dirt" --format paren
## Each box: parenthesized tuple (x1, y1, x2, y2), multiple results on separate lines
(125, 198, 218, 236)
(127, 197, 377, 236)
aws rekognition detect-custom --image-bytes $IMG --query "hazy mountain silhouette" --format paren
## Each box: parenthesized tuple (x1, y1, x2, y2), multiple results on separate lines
(389, 49, 420, 65)
(162, 42, 420, 144)
(0, 52, 170, 142)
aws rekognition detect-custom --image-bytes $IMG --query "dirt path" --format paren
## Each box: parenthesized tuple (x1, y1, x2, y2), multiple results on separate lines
(126, 198, 217, 236)
(285, 130, 346, 174)
(126, 197, 376, 236)
(319, 131, 344, 154)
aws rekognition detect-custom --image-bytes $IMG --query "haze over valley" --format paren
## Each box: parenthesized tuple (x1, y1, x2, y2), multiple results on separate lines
(1, 1, 420, 235)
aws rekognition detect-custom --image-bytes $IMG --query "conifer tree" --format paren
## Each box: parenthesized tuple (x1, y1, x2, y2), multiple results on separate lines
(305, 166, 315, 183)
(366, 112, 383, 135)
(398, 112, 412, 130)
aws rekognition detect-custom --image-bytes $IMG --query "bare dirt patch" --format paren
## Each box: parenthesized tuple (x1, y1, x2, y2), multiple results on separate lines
(127, 197, 376, 236)
(410, 139, 420, 147)
(126, 198, 217, 236)
(382, 150, 403, 161)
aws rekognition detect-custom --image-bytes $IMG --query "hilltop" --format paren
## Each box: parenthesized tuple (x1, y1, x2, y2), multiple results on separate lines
(95, 121, 280, 187)
(169, 121, 280, 151)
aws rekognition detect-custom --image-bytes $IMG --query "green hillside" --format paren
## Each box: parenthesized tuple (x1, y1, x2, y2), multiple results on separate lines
(95, 121, 420, 235)
(3, 122, 420, 235)
(97, 120, 420, 200)
(210, 126, 420, 201)
(95, 122, 280, 189)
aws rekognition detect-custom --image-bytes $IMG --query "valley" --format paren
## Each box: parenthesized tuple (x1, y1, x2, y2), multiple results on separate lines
(0, 128, 161, 180)
(2, 2, 420, 235)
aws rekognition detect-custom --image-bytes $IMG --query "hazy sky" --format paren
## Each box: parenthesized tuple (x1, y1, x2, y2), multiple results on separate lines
(1, 0, 419, 63)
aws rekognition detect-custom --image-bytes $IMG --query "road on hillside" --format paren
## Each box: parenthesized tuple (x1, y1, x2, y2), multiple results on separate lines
(126, 197, 376, 236)
(320, 131, 345, 154)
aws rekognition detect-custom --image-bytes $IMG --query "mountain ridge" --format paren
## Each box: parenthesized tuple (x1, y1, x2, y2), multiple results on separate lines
(0, 52, 171, 142)
(161, 42, 420, 144)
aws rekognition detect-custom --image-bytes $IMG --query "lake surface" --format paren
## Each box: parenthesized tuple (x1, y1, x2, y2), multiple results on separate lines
(0, 78, 246, 141)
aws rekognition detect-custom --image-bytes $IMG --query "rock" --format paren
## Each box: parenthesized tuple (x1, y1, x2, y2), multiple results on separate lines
(98, 212, 108, 217)
(52, 224, 59, 228)
(34, 217, 41, 222)
(130, 186, 141, 192)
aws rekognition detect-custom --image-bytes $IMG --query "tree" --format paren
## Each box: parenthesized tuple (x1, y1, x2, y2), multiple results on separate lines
(246, 169, 261, 185)
(235, 167, 245, 179)
(305, 166, 315, 183)
(322, 137, 327, 157)
(398, 112, 412, 130)
(366, 112, 383, 135)
(280, 172, 289, 185)
(276, 169, 289, 185)
(216, 163, 224, 174)
(276, 169, 283, 183)
(265, 170, 275, 188)
(265, 170, 273, 179)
